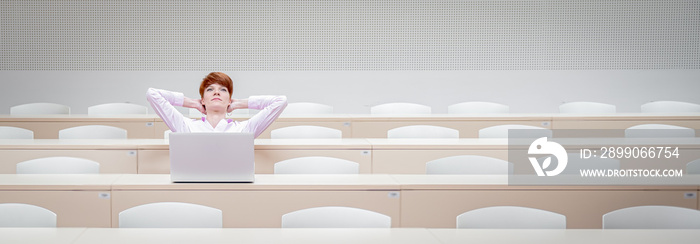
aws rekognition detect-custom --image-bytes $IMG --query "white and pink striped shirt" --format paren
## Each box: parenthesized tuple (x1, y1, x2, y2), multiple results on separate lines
(146, 88, 287, 138)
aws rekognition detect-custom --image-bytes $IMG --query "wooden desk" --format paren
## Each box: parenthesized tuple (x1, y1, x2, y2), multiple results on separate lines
(3, 228, 699, 244)
(110, 174, 401, 228)
(429, 229, 700, 244)
(0, 228, 87, 244)
(136, 139, 373, 174)
(0, 115, 159, 139)
(73, 228, 441, 244)
(551, 113, 700, 137)
(349, 114, 553, 138)
(369, 138, 510, 174)
(393, 175, 700, 229)
(0, 174, 118, 227)
(0, 139, 151, 174)
(1, 174, 699, 228)
(1, 138, 698, 174)
(3, 113, 699, 139)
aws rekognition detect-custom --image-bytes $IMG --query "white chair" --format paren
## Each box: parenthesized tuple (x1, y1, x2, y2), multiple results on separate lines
(641, 101, 700, 113)
(164, 130, 172, 140)
(274, 156, 359, 174)
(119, 202, 223, 228)
(478, 124, 552, 138)
(0, 203, 57, 227)
(456, 206, 566, 229)
(16, 157, 100, 174)
(0, 126, 34, 139)
(687, 158, 700, 174)
(559, 102, 616, 114)
(370, 103, 431, 115)
(426, 155, 512, 175)
(387, 125, 459, 139)
(560, 153, 619, 174)
(88, 103, 148, 115)
(10, 103, 70, 115)
(447, 102, 509, 114)
(58, 125, 127, 139)
(281, 206, 391, 228)
(603, 205, 700, 229)
(282, 102, 333, 115)
(271, 125, 342, 139)
(624, 124, 695, 138)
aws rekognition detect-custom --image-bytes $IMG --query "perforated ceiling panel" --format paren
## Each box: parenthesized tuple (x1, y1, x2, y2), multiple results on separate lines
(1, 0, 698, 70)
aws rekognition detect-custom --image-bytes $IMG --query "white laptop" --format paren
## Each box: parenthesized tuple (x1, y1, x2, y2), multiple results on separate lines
(169, 132, 255, 183)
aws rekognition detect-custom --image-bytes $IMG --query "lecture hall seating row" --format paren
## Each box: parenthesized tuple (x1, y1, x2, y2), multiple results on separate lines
(1, 174, 698, 228)
(1, 138, 699, 174)
(1, 112, 700, 139)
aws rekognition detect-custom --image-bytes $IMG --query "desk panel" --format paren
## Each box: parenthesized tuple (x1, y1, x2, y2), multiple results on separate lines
(0, 149, 138, 174)
(111, 174, 401, 228)
(372, 149, 509, 174)
(352, 120, 551, 138)
(0, 121, 157, 139)
(0, 174, 119, 227)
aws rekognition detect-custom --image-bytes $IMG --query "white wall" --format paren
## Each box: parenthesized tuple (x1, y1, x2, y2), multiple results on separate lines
(1, 70, 698, 114)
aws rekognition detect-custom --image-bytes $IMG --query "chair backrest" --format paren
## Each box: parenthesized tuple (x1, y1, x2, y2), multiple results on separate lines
(456, 206, 566, 229)
(10, 103, 70, 115)
(58, 125, 128, 139)
(0, 203, 57, 227)
(478, 124, 552, 138)
(88, 103, 148, 115)
(283, 102, 333, 115)
(0, 126, 34, 139)
(387, 125, 459, 139)
(687, 158, 700, 174)
(624, 124, 695, 138)
(641, 101, 700, 113)
(281, 206, 391, 228)
(16, 156, 100, 174)
(370, 103, 431, 115)
(426, 155, 512, 175)
(119, 202, 223, 228)
(274, 156, 359, 174)
(560, 153, 620, 174)
(164, 130, 172, 140)
(271, 125, 342, 139)
(603, 205, 700, 229)
(559, 102, 616, 114)
(447, 102, 509, 114)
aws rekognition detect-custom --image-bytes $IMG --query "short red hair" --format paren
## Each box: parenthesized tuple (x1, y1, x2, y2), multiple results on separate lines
(199, 72, 233, 98)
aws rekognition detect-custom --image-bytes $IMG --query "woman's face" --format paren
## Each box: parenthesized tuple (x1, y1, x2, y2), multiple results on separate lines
(201, 83, 232, 112)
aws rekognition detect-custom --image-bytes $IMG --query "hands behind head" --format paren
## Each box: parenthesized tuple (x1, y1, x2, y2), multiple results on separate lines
(228, 99, 247, 113)
(194, 98, 207, 115)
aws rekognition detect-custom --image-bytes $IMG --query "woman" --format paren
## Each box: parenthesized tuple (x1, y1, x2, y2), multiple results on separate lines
(147, 72, 287, 138)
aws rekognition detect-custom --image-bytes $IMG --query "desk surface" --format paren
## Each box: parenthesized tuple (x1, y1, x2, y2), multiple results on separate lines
(0, 228, 87, 244)
(2, 112, 699, 121)
(1, 137, 699, 149)
(112, 174, 400, 190)
(1, 174, 698, 191)
(428, 229, 700, 244)
(1, 228, 699, 244)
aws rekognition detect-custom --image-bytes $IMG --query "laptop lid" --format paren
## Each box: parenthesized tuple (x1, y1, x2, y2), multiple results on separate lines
(169, 132, 255, 183)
